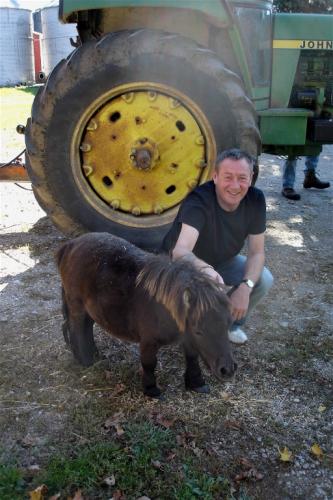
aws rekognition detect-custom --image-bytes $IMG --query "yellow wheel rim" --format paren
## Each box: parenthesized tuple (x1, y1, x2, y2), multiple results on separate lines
(71, 83, 216, 228)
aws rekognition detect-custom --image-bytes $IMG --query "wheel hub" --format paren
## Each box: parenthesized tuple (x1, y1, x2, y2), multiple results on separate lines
(130, 137, 159, 171)
(78, 85, 214, 221)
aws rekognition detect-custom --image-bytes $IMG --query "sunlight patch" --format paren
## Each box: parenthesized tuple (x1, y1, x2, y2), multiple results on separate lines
(0, 245, 38, 277)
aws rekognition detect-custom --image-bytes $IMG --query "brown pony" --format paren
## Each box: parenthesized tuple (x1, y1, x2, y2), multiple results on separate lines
(56, 233, 236, 397)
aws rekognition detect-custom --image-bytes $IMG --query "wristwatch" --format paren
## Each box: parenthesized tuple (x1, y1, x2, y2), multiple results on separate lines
(241, 279, 255, 289)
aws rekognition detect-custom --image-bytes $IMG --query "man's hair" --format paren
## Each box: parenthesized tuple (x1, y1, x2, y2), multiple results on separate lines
(215, 148, 255, 172)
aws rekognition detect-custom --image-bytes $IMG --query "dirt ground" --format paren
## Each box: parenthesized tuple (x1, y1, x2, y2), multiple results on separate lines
(1, 147, 332, 499)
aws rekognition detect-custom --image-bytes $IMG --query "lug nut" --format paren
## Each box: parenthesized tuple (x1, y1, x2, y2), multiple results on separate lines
(110, 200, 120, 209)
(86, 119, 98, 131)
(82, 165, 93, 177)
(147, 91, 157, 101)
(121, 92, 134, 103)
(153, 205, 163, 215)
(170, 98, 180, 109)
(195, 135, 204, 145)
(196, 159, 207, 168)
(80, 143, 91, 152)
(187, 179, 197, 189)
(131, 206, 141, 216)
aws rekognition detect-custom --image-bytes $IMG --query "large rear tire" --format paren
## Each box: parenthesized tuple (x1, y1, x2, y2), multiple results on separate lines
(26, 30, 260, 249)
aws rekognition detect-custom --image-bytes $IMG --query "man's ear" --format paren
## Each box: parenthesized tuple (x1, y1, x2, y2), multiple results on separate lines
(213, 170, 218, 184)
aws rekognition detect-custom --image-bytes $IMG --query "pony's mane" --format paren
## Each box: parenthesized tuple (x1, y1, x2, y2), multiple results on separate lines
(136, 255, 229, 331)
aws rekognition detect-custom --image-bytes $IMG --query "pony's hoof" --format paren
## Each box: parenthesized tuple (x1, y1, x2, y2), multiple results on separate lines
(144, 387, 162, 398)
(191, 384, 210, 394)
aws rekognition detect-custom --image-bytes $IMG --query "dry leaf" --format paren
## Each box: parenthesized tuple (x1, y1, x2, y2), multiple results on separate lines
(311, 443, 324, 458)
(278, 447, 293, 462)
(224, 419, 242, 430)
(220, 391, 232, 401)
(166, 451, 176, 461)
(234, 469, 263, 482)
(155, 414, 177, 428)
(21, 434, 38, 448)
(27, 464, 40, 474)
(151, 459, 163, 470)
(112, 490, 124, 500)
(115, 424, 125, 436)
(113, 383, 126, 396)
(318, 404, 326, 413)
(103, 474, 116, 486)
(29, 484, 48, 500)
(71, 490, 84, 500)
(192, 447, 203, 457)
(104, 412, 125, 435)
(239, 457, 254, 468)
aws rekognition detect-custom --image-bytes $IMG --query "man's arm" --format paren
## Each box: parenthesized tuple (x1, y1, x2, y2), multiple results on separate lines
(172, 223, 224, 285)
(229, 232, 265, 321)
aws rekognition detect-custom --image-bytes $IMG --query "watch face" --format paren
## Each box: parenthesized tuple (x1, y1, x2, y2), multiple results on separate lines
(247, 279, 254, 288)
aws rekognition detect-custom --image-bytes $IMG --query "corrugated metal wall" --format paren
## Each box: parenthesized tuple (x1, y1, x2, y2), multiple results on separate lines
(0, 7, 34, 86)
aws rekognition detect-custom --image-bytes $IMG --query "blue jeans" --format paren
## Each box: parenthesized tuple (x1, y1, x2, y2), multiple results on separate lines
(216, 255, 273, 331)
(282, 155, 319, 189)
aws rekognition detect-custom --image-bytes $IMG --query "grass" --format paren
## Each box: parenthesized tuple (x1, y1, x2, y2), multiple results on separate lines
(0, 464, 25, 500)
(0, 86, 40, 161)
(5, 419, 233, 499)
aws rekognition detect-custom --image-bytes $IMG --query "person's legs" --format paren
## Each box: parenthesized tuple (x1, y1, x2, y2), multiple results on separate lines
(303, 155, 330, 189)
(281, 156, 301, 200)
(282, 156, 297, 189)
(216, 255, 273, 342)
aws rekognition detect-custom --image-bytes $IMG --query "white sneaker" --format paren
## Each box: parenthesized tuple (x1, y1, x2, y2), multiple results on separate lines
(228, 327, 248, 345)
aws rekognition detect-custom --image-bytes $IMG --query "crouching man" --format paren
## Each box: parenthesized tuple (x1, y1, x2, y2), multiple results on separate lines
(162, 148, 273, 344)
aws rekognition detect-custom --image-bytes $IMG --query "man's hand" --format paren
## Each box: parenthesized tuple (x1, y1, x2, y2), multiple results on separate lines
(229, 283, 251, 320)
(202, 266, 225, 286)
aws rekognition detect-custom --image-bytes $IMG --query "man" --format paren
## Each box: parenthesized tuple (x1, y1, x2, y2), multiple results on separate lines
(282, 154, 330, 200)
(162, 148, 273, 344)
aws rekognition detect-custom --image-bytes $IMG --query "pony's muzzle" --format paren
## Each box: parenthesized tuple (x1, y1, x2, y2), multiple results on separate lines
(215, 359, 237, 381)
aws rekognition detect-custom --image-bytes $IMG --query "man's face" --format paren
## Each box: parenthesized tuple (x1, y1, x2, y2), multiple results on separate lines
(213, 158, 252, 211)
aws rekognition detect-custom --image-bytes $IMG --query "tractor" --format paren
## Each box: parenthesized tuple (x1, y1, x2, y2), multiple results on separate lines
(24, 0, 333, 248)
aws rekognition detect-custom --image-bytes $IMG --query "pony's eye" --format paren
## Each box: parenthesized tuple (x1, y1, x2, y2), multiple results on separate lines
(195, 330, 203, 337)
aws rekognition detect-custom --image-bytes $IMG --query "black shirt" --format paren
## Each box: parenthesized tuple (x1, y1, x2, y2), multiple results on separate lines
(162, 181, 266, 267)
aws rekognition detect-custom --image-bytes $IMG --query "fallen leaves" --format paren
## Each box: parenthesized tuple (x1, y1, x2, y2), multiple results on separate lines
(234, 457, 264, 482)
(29, 485, 48, 500)
(104, 411, 125, 436)
(102, 474, 116, 487)
(278, 447, 293, 462)
(311, 443, 324, 458)
(150, 411, 177, 429)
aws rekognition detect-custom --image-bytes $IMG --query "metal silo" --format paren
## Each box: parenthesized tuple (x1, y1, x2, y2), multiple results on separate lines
(0, 2, 34, 86)
(40, 2, 77, 77)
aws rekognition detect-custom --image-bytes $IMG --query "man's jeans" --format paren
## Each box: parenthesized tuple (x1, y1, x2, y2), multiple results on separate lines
(283, 155, 319, 189)
(216, 255, 273, 331)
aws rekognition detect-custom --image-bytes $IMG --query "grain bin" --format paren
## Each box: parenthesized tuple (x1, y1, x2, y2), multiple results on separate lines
(40, 2, 77, 77)
(0, 4, 34, 86)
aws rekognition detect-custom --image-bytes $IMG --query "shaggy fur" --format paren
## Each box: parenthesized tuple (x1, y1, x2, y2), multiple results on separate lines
(56, 233, 236, 397)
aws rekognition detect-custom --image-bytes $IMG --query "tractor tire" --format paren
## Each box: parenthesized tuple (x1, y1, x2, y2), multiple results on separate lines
(26, 29, 260, 249)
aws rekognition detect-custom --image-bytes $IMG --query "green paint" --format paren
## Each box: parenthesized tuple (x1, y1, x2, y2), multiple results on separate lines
(274, 13, 333, 40)
(259, 108, 313, 146)
(60, 0, 273, 22)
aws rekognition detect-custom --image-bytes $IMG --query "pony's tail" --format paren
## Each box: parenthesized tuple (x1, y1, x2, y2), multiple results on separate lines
(55, 241, 68, 269)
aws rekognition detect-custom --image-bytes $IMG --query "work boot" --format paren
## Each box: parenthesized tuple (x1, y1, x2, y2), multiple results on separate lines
(303, 171, 330, 189)
(281, 187, 301, 200)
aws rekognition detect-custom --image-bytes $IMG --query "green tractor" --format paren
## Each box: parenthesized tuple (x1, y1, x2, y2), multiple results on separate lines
(25, 0, 333, 248)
